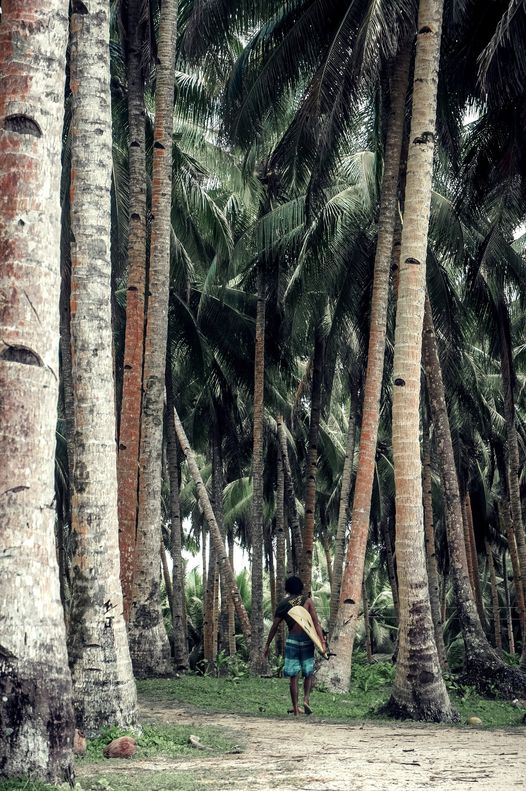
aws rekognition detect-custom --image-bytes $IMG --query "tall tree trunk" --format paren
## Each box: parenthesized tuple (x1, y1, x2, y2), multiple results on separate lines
(250, 262, 268, 672)
(499, 501, 526, 636)
(485, 540, 502, 655)
(127, 0, 178, 677)
(329, 399, 356, 634)
(202, 521, 208, 593)
(203, 541, 217, 670)
(318, 43, 411, 695)
(387, 0, 454, 721)
(380, 515, 400, 620)
(322, 533, 334, 593)
(0, 1, 75, 781)
(422, 421, 448, 670)
(498, 303, 526, 669)
(67, 0, 137, 734)
(211, 425, 230, 656)
(277, 413, 303, 571)
(465, 492, 487, 629)
(461, 492, 476, 597)
(161, 538, 173, 620)
(502, 552, 516, 656)
(300, 325, 324, 590)
(227, 531, 237, 655)
(117, 0, 148, 624)
(275, 447, 286, 657)
(173, 406, 252, 641)
(423, 293, 526, 697)
(166, 371, 189, 671)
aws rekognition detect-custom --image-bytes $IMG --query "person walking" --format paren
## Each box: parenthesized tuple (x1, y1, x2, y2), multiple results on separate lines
(264, 576, 326, 715)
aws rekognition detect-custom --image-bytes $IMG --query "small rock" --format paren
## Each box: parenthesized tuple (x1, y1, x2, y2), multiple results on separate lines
(103, 735, 136, 758)
(467, 716, 482, 727)
(512, 699, 526, 708)
(73, 729, 87, 756)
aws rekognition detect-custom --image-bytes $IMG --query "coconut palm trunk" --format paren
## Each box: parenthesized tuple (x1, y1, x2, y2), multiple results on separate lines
(380, 515, 399, 620)
(127, 0, 179, 677)
(423, 293, 526, 697)
(275, 445, 286, 656)
(277, 413, 303, 570)
(317, 43, 411, 694)
(422, 421, 448, 670)
(0, 1, 74, 781)
(165, 369, 189, 671)
(250, 261, 269, 672)
(300, 325, 324, 590)
(497, 303, 526, 668)
(211, 425, 230, 656)
(502, 552, 516, 656)
(172, 405, 252, 640)
(67, 0, 137, 734)
(329, 399, 356, 634)
(117, 0, 149, 624)
(227, 531, 237, 655)
(498, 501, 526, 638)
(387, 0, 454, 720)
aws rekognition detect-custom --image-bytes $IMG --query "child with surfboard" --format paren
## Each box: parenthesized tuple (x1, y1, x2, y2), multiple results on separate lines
(264, 576, 327, 716)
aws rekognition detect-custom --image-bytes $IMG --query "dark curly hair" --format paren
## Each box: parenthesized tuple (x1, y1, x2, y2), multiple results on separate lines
(284, 576, 304, 595)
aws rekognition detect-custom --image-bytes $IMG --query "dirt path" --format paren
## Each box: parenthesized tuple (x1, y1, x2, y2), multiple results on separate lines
(79, 701, 526, 791)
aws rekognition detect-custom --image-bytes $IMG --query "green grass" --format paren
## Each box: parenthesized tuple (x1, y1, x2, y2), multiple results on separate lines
(138, 657, 526, 728)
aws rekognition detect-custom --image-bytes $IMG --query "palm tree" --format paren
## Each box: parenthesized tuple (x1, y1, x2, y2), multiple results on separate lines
(0, 1, 75, 782)
(387, 0, 454, 721)
(320, 42, 411, 691)
(67, 0, 137, 731)
(117, 0, 150, 624)
(127, 0, 179, 677)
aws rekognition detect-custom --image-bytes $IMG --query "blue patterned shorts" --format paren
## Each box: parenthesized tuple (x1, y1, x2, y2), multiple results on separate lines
(283, 633, 315, 678)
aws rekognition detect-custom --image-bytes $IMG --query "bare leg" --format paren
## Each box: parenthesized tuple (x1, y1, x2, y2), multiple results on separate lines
(303, 674, 314, 714)
(289, 676, 300, 715)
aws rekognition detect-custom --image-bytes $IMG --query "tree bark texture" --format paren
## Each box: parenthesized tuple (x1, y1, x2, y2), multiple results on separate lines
(127, 0, 179, 677)
(300, 325, 324, 590)
(173, 406, 252, 641)
(211, 426, 231, 657)
(203, 541, 217, 670)
(117, 0, 149, 624)
(497, 305, 526, 669)
(67, 0, 137, 735)
(166, 371, 189, 670)
(0, 1, 75, 781)
(362, 580, 373, 663)
(423, 293, 526, 697)
(275, 446, 286, 657)
(422, 423, 448, 670)
(465, 492, 487, 630)
(388, 0, 454, 721)
(317, 43, 411, 694)
(380, 516, 400, 620)
(227, 532, 237, 655)
(329, 400, 356, 635)
(250, 263, 268, 672)
(502, 552, 516, 656)
(276, 414, 303, 571)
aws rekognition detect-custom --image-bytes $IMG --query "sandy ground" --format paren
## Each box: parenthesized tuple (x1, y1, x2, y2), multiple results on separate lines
(78, 701, 526, 791)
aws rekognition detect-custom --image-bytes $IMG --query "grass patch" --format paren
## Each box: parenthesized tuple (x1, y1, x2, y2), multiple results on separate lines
(82, 723, 240, 763)
(0, 774, 207, 791)
(138, 656, 526, 728)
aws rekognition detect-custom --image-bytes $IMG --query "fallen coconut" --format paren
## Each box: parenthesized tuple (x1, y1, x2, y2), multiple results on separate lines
(466, 716, 482, 727)
(103, 735, 137, 758)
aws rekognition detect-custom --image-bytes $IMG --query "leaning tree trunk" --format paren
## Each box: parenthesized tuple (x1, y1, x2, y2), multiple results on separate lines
(0, 1, 75, 782)
(422, 420, 448, 670)
(117, 0, 149, 624)
(329, 399, 356, 635)
(423, 293, 526, 697)
(317, 43, 411, 694)
(300, 325, 324, 590)
(250, 261, 269, 673)
(67, 0, 137, 734)
(127, 0, 179, 677)
(387, 0, 454, 721)
(165, 369, 189, 671)
(173, 405, 252, 641)
(277, 414, 303, 571)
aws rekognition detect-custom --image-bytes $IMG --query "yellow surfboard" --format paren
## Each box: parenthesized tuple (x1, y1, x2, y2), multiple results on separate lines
(287, 605, 328, 659)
